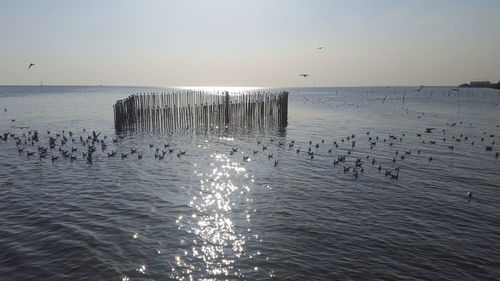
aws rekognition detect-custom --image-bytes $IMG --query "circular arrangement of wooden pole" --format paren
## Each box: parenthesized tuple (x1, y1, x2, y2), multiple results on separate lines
(113, 91, 289, 133)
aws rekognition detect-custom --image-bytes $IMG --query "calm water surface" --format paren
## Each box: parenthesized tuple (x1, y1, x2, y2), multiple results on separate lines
(1, 86, 500, 280)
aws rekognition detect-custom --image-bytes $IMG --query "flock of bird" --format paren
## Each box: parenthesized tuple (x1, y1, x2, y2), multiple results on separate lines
(2, 114, 498, 202)
(0, 127, 191, 164)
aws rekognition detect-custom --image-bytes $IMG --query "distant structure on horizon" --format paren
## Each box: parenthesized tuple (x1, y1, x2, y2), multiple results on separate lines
(459, 80, 500, 89)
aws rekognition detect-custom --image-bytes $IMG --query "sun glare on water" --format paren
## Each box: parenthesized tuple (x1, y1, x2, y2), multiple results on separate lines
(175, 86, 264, 93)
(171, 148, 261, 280)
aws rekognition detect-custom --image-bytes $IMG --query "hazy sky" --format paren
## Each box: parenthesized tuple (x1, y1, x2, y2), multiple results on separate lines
(1, 0, 499, 87)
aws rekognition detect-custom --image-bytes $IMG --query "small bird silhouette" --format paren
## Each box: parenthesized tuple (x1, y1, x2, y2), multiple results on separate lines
(299, 74, 310, 78)
(28, 63, 35, 69)
(466, 191, 473, 199)
(317, 47, 325, 50)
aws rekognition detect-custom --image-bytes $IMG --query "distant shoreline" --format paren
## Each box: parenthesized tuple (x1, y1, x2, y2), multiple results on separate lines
(459, 81, 500, 89)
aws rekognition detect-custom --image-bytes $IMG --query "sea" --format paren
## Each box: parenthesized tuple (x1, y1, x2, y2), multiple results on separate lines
(1, 86, 499, 281)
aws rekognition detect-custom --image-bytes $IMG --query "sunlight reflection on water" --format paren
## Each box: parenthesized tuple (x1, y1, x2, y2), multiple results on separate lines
(175, 86, 264, 93)
(172, 147, 255, 280)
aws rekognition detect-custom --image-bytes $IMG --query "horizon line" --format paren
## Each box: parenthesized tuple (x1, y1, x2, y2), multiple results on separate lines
(0, 84, 472, 89)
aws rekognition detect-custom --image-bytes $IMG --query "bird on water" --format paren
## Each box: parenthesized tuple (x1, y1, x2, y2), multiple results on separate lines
(466, 191, 473, 202)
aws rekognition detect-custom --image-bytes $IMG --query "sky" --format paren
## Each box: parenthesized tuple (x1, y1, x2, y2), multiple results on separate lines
(1, 0, 499, 87)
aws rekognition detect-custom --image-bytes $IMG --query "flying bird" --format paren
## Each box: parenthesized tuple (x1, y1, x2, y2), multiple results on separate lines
(28, 63, 35, 69)
(317, 47, 325, 50)
(299, 74, 310, 78)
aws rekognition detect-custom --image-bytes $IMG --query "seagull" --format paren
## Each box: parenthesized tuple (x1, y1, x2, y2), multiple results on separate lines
(299, 74, 310, 78)
(466, 191, 473, 199)
(28, 63, 35, 69)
